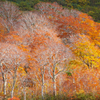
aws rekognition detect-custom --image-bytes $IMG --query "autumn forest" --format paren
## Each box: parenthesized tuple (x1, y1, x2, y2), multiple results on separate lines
(0, 0, 100, 100)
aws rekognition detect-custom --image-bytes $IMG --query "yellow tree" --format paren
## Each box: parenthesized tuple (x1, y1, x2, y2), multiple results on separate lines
(71, 35, 100, 68)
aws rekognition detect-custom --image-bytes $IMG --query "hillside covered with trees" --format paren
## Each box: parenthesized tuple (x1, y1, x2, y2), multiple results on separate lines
(3, 0, 100, 22)
(0, 0, 100, 100)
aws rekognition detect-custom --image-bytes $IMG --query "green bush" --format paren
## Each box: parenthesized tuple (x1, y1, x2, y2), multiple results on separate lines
(44, 94, 68, 100)
(75, 93, 96, 100)
(18, 1, 33, 11)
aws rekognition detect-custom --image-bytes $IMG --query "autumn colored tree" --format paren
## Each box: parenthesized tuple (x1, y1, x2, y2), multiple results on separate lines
(0, 43, 27, 99)
(31, 50, 49, 100)
(0, 1, 21, 33)
(0, 1, 100, 99)
(71, 35, 100, 68)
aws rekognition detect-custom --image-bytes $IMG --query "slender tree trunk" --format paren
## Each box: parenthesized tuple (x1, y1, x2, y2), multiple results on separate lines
(42, 83, 44, 100)
(2, 73, 7, 100)
(11, 89, 14, 98)
(11, 72, 17, 98)
(3, 79, 7, 96)
(53, 77, 56, 97)
(23, 87, 26, 100)
(53, 66, 56, 97)
(41, 66, 45, 100)
(11, 81, 15, 98)
(2, 73, 7, 96)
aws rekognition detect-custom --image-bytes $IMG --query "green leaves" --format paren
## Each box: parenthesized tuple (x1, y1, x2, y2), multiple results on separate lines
(19, 1, 33, 11)
(66, 71, 72, 76)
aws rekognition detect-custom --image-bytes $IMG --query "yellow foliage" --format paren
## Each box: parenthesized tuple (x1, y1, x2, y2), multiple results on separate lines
(71, 35, 100, 68)
(77, 89, 85, 94)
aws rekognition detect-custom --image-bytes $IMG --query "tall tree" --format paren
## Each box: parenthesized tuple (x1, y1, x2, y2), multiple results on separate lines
(0, 1, 21, 33)
(0, 43, 27, 98)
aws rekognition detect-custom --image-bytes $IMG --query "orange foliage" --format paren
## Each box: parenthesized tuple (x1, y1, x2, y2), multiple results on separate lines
(35, 2, 100, 46)
(0, 1, 100, 99)
(8, 97, 20, 100)
(62, 68, 100, 95)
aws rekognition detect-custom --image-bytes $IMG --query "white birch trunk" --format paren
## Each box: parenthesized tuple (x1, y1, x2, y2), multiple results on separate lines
(2, 73, 7, 96)
(53, 77, 56, 96)
(11, 69, 17, 98)
(53, 65, 56, 97)
(2, 73, 7, 100)
(41, 66, 45, 100)
(23, 87, 26, 100)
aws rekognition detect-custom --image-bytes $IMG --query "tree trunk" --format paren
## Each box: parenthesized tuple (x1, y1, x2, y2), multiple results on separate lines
(23, 87, 26, 100)
(2, 73, 7, 96)
(2, 73, 7, 100)
(41, 66, 45, 100)
(3, 79, 7, 96)
(52, 65, 56, 97)
(53, 69, 56, 97)
(11, 74, 17, 98)
(42, 83, 44, 100)
(53, 78, 56, 97)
